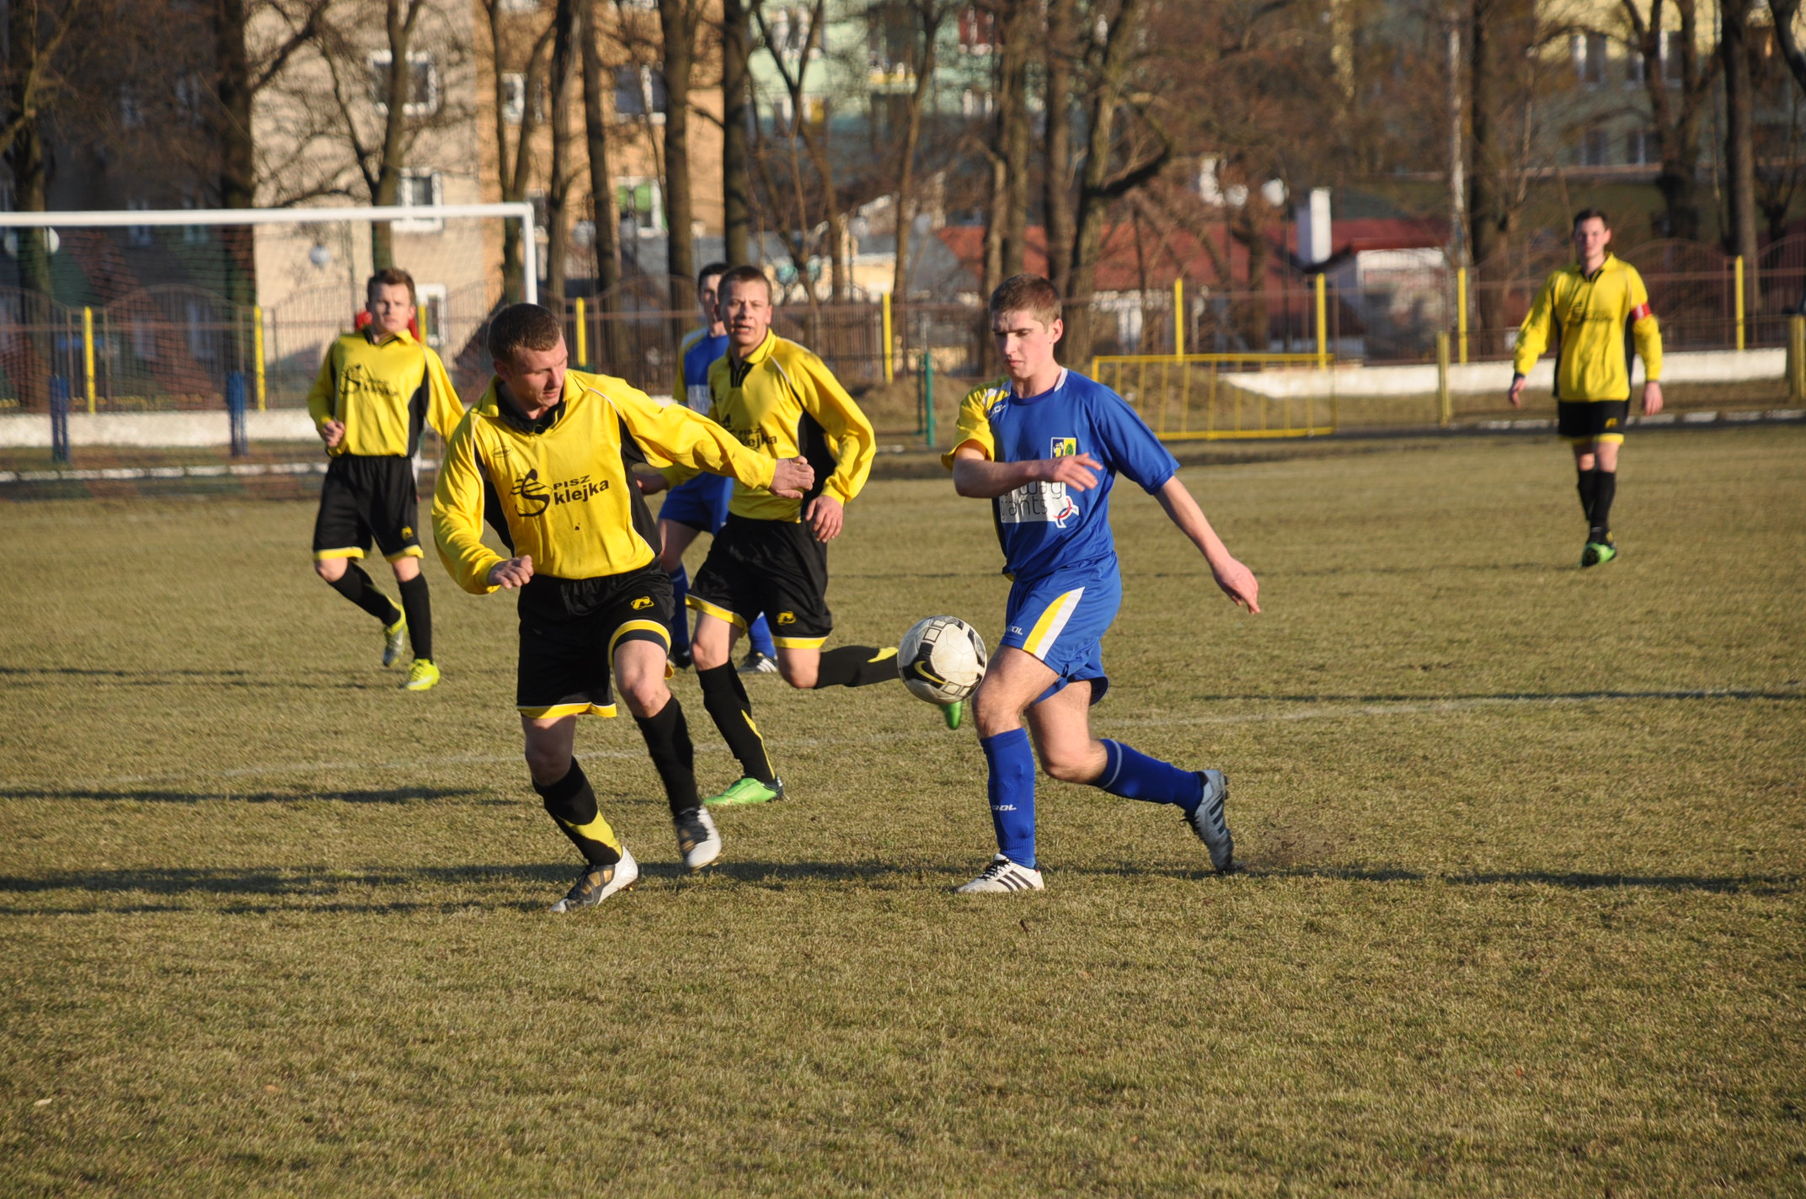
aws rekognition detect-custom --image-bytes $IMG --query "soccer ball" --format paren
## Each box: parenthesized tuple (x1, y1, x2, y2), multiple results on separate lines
(897, 616, 988, 705)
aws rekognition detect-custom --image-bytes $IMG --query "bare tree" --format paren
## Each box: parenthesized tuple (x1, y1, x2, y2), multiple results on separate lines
(2, 0, 93, 299)
(484, 0, 554, 302)
(579, 0, 627, 365)
(543, 0, 579, 310)
(1618, 0, 1718, 240)
(1720, 0, 1759, 281)
(1065, 0, 1171, 363)
(1041, 0, 1078, 297)
(752, 0, 850, 300)
(659, 0, 710, 311)
(720, 0, 755, 265)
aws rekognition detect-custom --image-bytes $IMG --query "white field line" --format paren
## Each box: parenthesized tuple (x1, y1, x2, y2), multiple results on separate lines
(22, 688, 1765, 792)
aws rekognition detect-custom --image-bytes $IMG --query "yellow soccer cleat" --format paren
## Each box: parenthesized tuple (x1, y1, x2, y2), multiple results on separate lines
(403, 658, 440, 691)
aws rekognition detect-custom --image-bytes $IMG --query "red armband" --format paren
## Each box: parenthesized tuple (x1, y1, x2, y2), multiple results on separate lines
(1629, 302, 1652, 321)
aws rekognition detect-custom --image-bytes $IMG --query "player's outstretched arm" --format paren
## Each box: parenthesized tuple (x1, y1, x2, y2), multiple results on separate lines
(1154, 476, 1261, 613)
(950, 445, 1103, 498)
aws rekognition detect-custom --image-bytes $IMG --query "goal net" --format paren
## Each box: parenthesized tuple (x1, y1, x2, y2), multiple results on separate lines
(0, 203, 534, 417)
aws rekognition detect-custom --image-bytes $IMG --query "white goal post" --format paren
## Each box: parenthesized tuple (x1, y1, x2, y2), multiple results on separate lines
(0, 202, 535, 416)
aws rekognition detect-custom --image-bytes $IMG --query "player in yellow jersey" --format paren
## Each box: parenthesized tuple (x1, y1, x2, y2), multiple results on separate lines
(432, 303, 814, 912)
(307, 268, 463, 690)
(1509, 210, 1664, 567)
(646, 264, 922, 810)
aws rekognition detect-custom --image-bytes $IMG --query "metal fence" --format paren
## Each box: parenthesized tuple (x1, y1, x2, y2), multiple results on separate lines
(5, 233, 1803, 428)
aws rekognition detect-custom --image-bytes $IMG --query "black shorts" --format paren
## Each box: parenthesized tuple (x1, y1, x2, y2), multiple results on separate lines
(516, 566, 673, 718)
(1557, 400, 1630, 445)
(689, 515, 832, 648)
(312, 455, 422, 562)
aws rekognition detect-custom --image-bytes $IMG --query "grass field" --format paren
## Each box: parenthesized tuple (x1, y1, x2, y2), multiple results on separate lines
(2, 426, 1803, 1197)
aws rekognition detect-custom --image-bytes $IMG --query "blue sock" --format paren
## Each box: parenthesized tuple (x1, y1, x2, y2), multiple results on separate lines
(1097, 739, 1205, 809)
(667, 568, 691, 655)
(748, 612, 776, 659)
(981, 728, 1037, 868)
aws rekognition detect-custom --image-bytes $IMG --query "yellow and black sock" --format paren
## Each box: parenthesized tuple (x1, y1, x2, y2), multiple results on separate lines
(532, 759, 620, 866)
(698, 663, 775, 784)
(633, 697, 699, 817)
(811, 645, 899, 689)
(397, 574, 432, 660)
(327, 563, 399, 624)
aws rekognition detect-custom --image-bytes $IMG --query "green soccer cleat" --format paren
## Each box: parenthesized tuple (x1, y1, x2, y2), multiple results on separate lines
(941, 699, 965, 731)
(382, 613, 408, 667)
(1579, 541, 1619, 568)
(704, 776, 785, 807)
(403, 658, 440, 691)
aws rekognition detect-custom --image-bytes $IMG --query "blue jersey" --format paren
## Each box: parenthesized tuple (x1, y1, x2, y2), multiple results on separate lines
(680, 329, 731, 412)
(946, 369, 1178, 583)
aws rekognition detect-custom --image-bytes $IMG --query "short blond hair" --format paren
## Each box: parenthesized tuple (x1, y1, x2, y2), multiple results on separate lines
(988, 274, 1062, 327)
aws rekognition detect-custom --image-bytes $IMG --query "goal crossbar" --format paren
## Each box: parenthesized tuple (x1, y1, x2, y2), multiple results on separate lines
(0, 204, 538, 303)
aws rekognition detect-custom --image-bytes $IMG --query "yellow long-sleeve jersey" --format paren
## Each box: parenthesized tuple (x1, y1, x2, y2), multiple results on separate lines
(1512, 254, 1662, 402)
(432, 369, 779, 594)
(305, 327, 463, 457)
(696, 329, 874, 523)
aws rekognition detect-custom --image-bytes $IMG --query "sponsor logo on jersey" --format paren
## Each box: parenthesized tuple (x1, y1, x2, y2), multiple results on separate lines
(513, 469, 550, 517)
(631, 596, 653, 610)
(548, 473, 611, 507)
(998, 481, 1079, 529)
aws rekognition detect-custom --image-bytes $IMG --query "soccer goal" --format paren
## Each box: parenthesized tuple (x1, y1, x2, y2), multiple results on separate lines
(0, 203, 534, 418)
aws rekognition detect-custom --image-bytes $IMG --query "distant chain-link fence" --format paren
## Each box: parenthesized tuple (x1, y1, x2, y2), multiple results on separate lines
(6, 235, 1803, 436)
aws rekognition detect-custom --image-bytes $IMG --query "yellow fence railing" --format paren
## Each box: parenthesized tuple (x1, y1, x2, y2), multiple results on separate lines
(1090, 353, 1336, 440)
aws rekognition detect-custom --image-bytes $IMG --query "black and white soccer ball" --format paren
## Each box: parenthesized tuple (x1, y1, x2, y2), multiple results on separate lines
(897, 615, 988, 706)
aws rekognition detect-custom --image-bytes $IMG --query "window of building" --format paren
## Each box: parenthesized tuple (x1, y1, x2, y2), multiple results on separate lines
(181, 195, 210, 244)
(395, 169, 443, 233)
(1581, 128, 1611, 166)
(502, 72, 526, 124)
(1625, 129, 1656, 165)
(370, 51, 441, 116)
(416, 283, 448, 347)
(614, 65, 667, 120)
(174, 74, 206, 124)
(616, 178, 664, 234)
(1573, 32, 1608, 87)
(1658, 30, 1686, 84)
(529, 190, 549, 236)
(186, 299, 218, 361)
(768, 7, 817, 60)
(958, 5, 995, 53)
(499, 0, 539, 10)
(119, 87, 143, 129)
(960, 87, 992, 118)
(128, 198, 154, 247)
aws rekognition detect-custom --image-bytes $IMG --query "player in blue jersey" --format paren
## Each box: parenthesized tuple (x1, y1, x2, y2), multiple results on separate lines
(651, 263, 779, 673)
(943, 274, 1261, 894)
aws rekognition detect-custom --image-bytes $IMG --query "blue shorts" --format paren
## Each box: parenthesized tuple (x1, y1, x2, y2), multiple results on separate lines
(659, 472, 733, 533)
(1000, 565, 1119, 705)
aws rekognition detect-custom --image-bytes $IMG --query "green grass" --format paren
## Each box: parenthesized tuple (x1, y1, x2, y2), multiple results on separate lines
(2, 427, 1803, 1197)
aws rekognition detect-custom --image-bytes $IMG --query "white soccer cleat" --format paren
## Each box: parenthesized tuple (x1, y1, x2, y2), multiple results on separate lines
(549, 848, 639, 912)
(954, 854, 1044, 894)
(1185, 769, 1234, 873)
(673, 807, 722, 872)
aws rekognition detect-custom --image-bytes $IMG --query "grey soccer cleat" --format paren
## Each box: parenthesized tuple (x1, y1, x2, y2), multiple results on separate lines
(1185, 770, 1234, 873)
(549, 848, 640, 912)
(954, 854, 1045, 894)
(673, 807, 722, 872)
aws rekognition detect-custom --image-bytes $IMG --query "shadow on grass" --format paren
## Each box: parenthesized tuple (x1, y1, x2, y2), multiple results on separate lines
(3, 785, 495, 805)
(1188, 688, 1802, 704)
(1232, 863, 1799, 896)
(1, 858, 1795, 918)
(0, 858, 913, 915)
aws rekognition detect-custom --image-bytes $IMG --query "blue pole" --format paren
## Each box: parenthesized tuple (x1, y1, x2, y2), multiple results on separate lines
(49, 375, 70, 464)
(226, 371, 248, 458)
